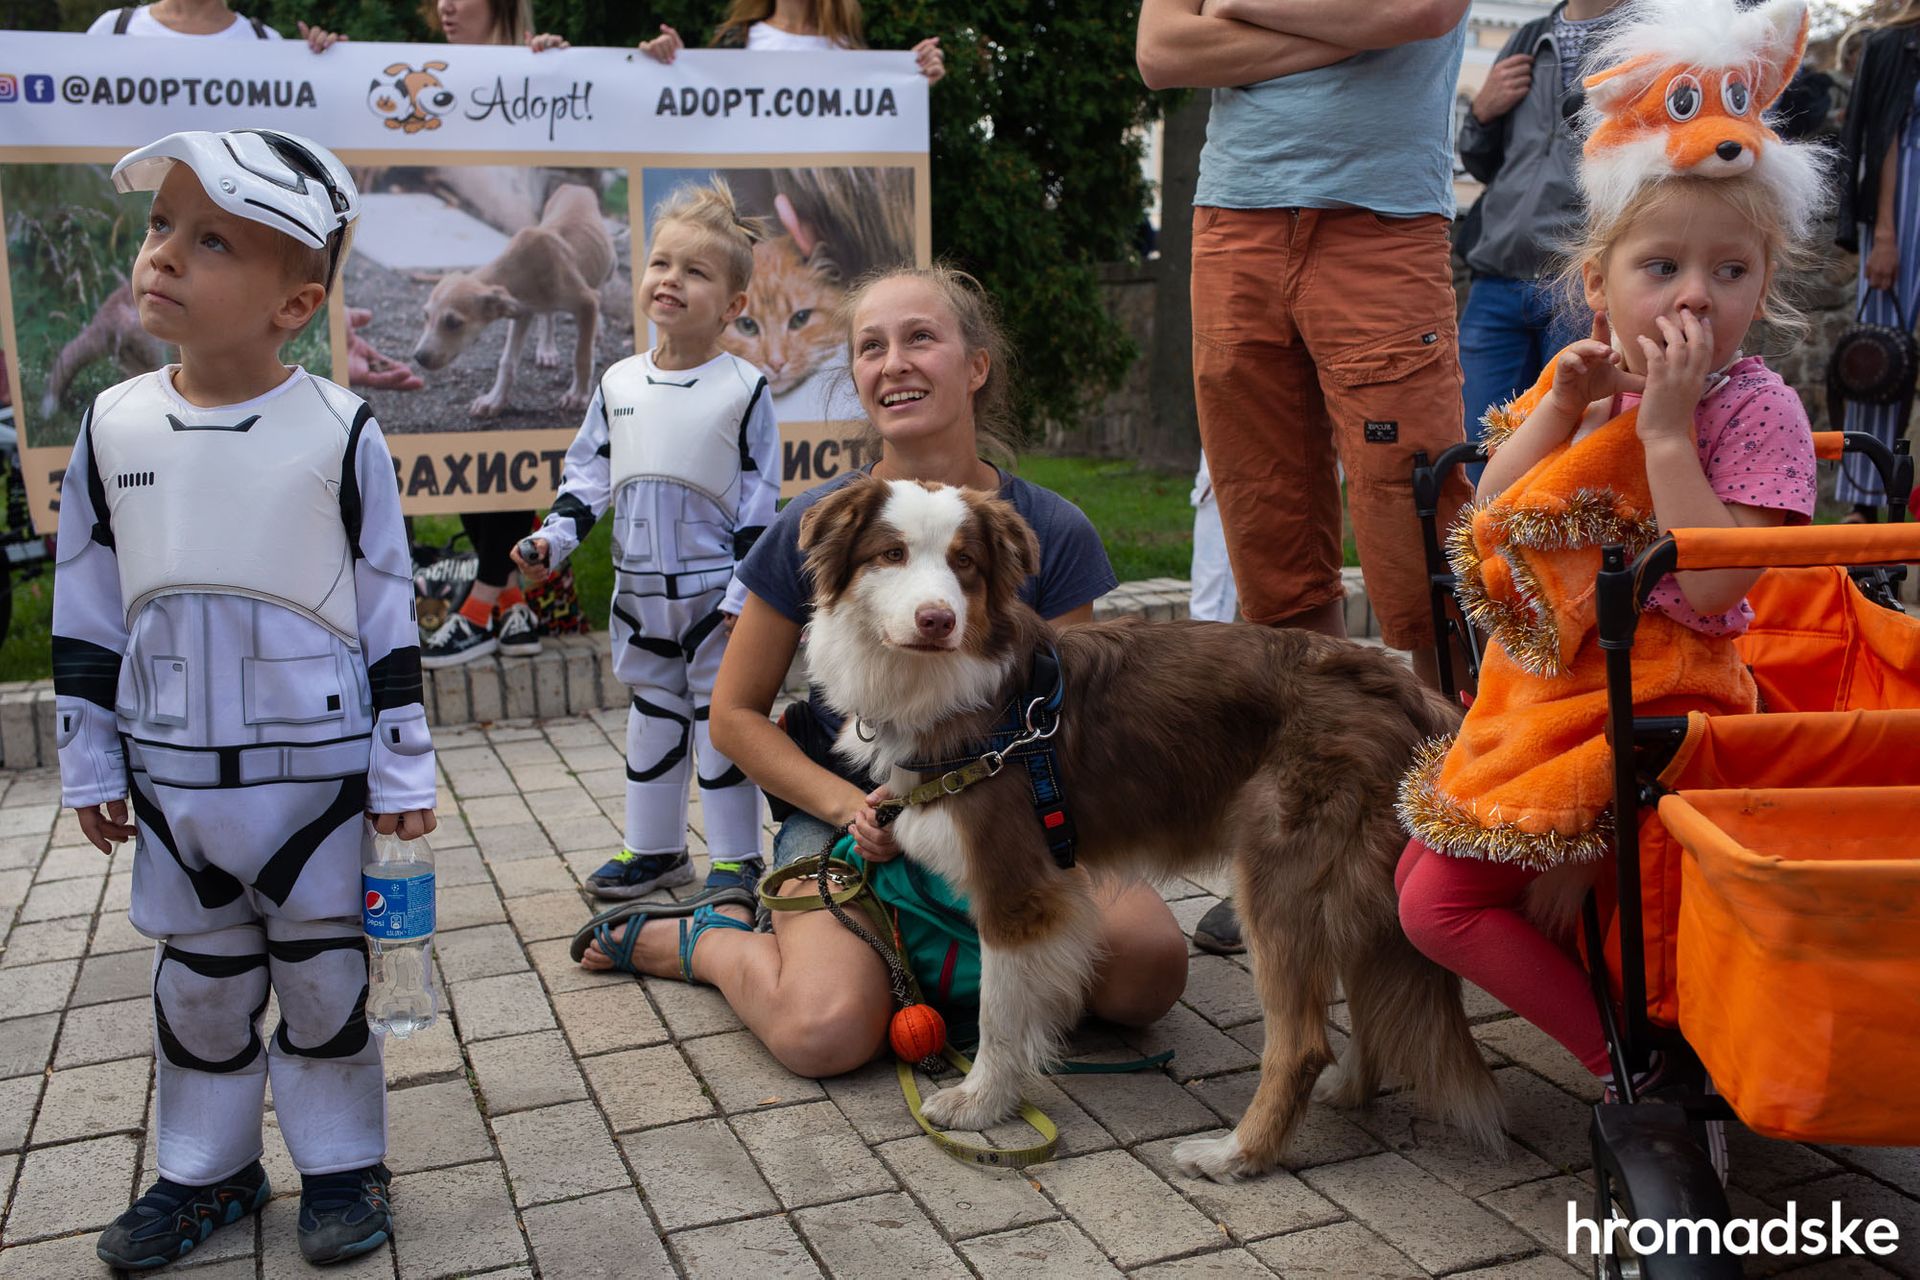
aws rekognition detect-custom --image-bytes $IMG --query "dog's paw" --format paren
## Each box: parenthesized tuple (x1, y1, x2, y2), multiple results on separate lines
(534, 345, 561, 369)
(469, 395, 505, 418)
(1170, 1132, 1259, 1184)
(920, 1081, 1017, 1131)
(559, 388, 590, 412)
(1311, 1057, 1365, 1109)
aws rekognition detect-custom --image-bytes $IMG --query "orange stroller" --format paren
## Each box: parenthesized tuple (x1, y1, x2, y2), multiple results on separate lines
(1412, 433, 1920, 1279)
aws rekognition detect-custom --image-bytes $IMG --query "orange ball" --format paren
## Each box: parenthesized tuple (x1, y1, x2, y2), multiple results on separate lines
(890, 1003, 946, 1061)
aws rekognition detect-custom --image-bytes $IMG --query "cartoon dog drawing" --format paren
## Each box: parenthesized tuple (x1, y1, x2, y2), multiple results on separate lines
(368, 62, 455, 134)
(411, 183, 616, 418)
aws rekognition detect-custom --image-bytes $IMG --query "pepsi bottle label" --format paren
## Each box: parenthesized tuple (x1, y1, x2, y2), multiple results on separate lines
(363, 872, 435, 941)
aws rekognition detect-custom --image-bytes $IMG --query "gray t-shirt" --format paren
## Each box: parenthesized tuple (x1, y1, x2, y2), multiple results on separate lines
(1194, 15, 1469, 215)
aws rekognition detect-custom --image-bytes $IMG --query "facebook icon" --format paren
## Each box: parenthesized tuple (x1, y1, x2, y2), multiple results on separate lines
(24, 75, 53, 103)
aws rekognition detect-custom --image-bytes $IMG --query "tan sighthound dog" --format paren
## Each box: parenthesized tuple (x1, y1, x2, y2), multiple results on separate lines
(411, 183, 615, 418)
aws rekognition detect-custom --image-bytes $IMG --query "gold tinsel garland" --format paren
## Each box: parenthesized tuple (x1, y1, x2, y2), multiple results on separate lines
(1395, 737, 1616, 870)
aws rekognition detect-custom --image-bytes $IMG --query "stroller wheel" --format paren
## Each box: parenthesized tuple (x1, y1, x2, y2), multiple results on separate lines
(1592, 1164, 1644, 1280)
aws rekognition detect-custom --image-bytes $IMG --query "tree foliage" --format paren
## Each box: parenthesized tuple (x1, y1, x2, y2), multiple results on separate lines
(43, 0, 1161, 433)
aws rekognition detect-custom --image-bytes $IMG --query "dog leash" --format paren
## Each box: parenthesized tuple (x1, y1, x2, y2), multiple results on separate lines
(761, 845, 1171, 1169)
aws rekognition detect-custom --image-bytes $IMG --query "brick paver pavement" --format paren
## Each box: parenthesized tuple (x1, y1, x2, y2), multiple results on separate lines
(2, 712, 1916, 1278)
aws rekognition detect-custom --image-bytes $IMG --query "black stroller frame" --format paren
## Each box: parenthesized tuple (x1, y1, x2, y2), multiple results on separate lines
(1410, 433, 1917, 1280)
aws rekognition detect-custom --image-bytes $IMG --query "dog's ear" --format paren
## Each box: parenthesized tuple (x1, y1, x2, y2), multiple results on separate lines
(480, 286, 529, 321)
(423, 60, 449, 73)
(382, 62, 412, 76)
(977, 494, 1040, 609)
(799, 474, 885, 607)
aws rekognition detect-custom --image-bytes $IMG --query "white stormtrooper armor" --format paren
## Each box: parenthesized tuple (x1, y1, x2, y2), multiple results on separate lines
(540, 349, 780, 860)
(88, 369, 362, 644)
(53, 366, 432, 1185)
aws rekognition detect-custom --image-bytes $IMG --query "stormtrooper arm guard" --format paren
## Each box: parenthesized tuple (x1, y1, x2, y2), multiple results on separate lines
(722, 385, 782, 617)
(51, 411, 132, 810)
(348, 417, 436, 815)
(537, 385, 612, 571)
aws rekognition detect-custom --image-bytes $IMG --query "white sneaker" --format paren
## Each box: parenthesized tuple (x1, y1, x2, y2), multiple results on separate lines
(496, 602, 543, 658)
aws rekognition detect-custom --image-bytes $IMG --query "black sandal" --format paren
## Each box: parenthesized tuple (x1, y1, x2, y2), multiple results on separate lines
(568, 887, 758, 967)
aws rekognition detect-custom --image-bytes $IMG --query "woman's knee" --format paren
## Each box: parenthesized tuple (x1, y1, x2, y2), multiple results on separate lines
(763, 990, 888, 1079)
(1089, 886, 1188, 1027)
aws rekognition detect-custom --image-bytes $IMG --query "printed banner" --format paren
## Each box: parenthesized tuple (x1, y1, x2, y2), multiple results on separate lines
(0, 32, 929, 533)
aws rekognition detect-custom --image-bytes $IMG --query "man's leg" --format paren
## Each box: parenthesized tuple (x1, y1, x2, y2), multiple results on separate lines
(1459, 275, 1539, 454)
(1300, 209, 1472, 688)
(1190, 206, 1344, 631)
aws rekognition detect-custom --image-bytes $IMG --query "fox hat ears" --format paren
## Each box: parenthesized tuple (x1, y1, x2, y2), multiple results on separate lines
(1578, 0, 1826, 241)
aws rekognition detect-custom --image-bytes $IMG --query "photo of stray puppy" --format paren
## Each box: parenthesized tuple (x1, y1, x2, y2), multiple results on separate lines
(39, 280, 169, 421)
(411, 183, 615, 417)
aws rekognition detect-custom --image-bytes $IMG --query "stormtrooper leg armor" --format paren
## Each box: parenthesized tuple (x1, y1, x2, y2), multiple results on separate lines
(611, 585, 762, 860)
(150, 916, 381, 1184)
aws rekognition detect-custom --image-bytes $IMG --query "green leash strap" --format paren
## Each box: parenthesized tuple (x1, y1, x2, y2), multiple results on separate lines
(898, 1047, 1060, 1170)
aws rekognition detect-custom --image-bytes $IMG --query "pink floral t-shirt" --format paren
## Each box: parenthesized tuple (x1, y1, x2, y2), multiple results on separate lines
(1619, 355, 1816, 636)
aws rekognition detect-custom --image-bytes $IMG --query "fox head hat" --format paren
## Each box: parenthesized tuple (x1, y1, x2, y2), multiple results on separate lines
(1579, 0, 1825, 240)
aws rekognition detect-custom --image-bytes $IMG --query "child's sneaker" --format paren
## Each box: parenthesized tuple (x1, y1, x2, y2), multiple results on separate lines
(586, 849, 696, 900)
(96, 1161, 270, 1270)
(702, 858, 766, 898)
(297, 1162, 393, 1265)
(421, 611, 498, 669)
(495, 601, 543, 658)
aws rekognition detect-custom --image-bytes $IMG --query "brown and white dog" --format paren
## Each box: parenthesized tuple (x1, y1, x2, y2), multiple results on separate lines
(411, 182, 614, 418)
(798, 475, 1505, 1182)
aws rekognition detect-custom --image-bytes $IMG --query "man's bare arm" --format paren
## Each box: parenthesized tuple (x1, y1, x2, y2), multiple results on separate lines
(1200, 0, 1469, 50)
(1137, 0, 1354, 91)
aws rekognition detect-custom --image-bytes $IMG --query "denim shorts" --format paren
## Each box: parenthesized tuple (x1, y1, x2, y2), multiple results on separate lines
(771, 812, 843, 872)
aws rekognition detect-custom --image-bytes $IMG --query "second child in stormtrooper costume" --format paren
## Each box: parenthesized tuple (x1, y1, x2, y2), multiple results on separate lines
(517, 180, 778, 919)
(53, 130, 434, 1270)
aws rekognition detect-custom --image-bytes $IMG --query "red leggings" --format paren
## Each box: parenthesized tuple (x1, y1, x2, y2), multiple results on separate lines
(1396, 838, 1611, 1075)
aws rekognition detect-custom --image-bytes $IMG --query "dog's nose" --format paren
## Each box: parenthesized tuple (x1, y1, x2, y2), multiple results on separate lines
(1716, 141, 1742, 161)
(915, 606, 955, 642)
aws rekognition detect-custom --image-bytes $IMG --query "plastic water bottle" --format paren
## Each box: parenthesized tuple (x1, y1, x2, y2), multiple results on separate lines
(363, 831, 437, 1039)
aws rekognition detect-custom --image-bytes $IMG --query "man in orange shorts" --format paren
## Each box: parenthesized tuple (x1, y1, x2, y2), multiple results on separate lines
(1137, 0, 1475, 951)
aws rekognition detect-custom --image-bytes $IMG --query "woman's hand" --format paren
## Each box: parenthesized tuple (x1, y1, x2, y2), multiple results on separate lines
(1867, 232, 1900, 292)
(529, 32, 569, 52)
(846, 785, 901, 862)
(297, 21, 345, 52)
(1634, 309, 1715, 445)
(638, 25, 684, 63)
(510, 537, 551, 584)
(912, 37, 945, 83)
(1541, 313, 1645, 422)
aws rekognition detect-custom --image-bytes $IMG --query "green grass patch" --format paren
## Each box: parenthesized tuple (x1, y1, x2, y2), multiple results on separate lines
(1015, 454, 1201, 582)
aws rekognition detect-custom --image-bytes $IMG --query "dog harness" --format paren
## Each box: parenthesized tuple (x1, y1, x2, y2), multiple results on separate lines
(876, 643, 1078, 870)
(85, 370, 367, 646)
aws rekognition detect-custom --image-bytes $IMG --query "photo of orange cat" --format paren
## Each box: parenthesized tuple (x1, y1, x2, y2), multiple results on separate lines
(720, 235, 844, 397)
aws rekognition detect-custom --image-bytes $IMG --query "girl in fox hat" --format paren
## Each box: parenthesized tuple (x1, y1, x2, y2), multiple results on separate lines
(1395, 0, 1825, 1094)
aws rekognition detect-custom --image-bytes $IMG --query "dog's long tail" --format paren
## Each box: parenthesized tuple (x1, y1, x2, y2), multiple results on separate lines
(1346, 932, 1508, 1155)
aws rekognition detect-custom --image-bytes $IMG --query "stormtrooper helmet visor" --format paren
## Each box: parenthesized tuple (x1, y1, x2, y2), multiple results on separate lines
(113, 129, 358, 254)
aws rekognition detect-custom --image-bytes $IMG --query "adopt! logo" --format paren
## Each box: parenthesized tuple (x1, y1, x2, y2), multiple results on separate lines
(367, 61, 455, 133)
(364, 888, 388, 918)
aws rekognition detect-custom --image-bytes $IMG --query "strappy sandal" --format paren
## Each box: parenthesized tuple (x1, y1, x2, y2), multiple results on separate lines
(676, 905, 755, 982)
(569, 887, 758, 969)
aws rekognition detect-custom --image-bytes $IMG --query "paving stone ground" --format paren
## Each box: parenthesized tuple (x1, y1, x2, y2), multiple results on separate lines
(2, 713, 1916, 1278)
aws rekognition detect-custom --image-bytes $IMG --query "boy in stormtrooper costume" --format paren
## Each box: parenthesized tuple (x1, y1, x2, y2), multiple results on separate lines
(517, 180, 777, 929)
(53, 130, 435, 1270)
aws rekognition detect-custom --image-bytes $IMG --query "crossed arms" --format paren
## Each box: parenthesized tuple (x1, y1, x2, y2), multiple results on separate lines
(1136, 0, 1469, 91)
